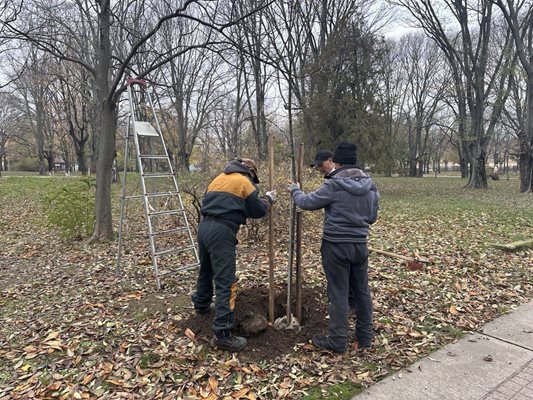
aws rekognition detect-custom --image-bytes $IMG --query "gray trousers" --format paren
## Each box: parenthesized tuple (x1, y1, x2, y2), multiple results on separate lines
(320, 240, 373, 348)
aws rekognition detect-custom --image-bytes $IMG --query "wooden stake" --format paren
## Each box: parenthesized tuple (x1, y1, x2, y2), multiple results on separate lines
(286, 138, 297, 321)
(295, 141, 304, 323)
(268, 133, 275, 324)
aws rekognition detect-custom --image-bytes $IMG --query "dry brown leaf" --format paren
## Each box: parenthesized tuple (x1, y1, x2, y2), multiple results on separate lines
(184, 328, 197, 342)
(43, 340, 63, 350)
(43, 331, 61, 342)
(106, 379, 126, 387)
(232, 387, 250, 398)
(208, 376, 218, 391)
(81, 373, 93, 385)
(25, 352, 39, 360)
(23, 345, 37, 353)
(47, 381, 62, 391)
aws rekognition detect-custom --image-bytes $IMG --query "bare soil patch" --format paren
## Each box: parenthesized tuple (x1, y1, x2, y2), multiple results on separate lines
(181, 285, 329, 362)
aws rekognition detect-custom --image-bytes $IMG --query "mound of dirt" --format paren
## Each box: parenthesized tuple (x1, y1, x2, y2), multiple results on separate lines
(180, 285, 329, 362)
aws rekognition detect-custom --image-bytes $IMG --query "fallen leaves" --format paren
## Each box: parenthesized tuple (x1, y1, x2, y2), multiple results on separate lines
(184, 328, 197, 343)
(1, 177, 533, 399)
(449, 305, 459, 315)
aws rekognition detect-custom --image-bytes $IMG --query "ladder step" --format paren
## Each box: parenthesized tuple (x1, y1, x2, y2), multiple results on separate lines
(145, 191, 180, 197)
(152, 226, 190, 236)
(125, 194, 144, 200)
(158, 263, 200, 276)
(142, 172, 174, 178)
(135, 121, 160, 137)
(148, 209, 185, 217)
(154, 246, 197, 257)
(140, 155, 169, 160)
(124, 192, 179, 200)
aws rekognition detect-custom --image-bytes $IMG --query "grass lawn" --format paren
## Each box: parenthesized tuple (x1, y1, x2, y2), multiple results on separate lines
(0, 174, 532, 399)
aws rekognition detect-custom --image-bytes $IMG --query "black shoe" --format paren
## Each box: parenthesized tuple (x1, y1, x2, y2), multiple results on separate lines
(311, 334, 346, 354)
(194, 307, 211, 315)
(210, 335, 247, 352)
(355, 342, 372, 350)
(194, 303, 213, 315)
(347, 331, 372, 349)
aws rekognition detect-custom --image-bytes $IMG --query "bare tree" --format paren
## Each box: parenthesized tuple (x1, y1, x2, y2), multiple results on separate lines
(0, 0, 273, 241)
(378, 39, 409, 176)
(9, 47, 57, 175)
(51, 62, 93, 175)
(491, 0, 533, 192)
(399, 33, 446, 177)
(0, 93, 23, 175)
(395, 0, 513, 188)
(157, 48, 225, 170)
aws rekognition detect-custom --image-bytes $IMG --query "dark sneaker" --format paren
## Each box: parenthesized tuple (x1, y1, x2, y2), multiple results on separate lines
(347, 331, 372, 349)
(311, 334, 346, 354)
(194, 307, 211, 315)
(191, 293, 214, 315)
(352, 341, 372, 351)
(210, 335, 247, 352)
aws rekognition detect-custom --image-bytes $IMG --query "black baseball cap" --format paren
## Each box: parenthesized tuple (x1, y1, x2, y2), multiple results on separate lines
(310, 149, 333, 167)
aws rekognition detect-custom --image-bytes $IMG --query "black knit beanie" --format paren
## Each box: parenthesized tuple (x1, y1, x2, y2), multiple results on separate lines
(333, 141, 357, 165)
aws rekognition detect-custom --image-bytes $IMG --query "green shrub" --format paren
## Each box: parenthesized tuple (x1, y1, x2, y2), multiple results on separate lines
(42, 176, 95, 240)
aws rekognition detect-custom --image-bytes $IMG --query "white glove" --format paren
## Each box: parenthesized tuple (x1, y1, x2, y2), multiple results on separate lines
(265, 190, 276, 204)
(287, 182, 300, 192)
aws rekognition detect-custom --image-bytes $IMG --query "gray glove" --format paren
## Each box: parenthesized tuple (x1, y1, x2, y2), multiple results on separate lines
(265, 190, 276, 204)
(287, 182, 300, 192)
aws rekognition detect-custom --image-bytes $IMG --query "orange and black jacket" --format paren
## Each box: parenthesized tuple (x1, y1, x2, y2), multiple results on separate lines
(200, 161, 269, 231)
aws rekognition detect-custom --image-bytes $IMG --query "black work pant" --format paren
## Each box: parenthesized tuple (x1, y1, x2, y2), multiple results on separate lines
(192, 219, 238, 339)
(320, 240, 373, 349)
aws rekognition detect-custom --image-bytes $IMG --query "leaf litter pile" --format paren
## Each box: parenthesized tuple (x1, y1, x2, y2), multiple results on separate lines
(1, 176, 532, 399)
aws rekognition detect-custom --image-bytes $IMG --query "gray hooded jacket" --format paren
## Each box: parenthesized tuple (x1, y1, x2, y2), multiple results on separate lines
(291, 167, 379, 242)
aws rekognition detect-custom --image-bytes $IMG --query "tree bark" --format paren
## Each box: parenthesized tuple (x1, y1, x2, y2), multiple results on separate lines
(519, 80, 533, 192)
(492, 0, 533, 192)
(92, 99, 116, 241)
(90, 0, 114, 241)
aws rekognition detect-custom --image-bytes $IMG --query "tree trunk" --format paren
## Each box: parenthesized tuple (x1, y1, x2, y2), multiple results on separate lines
(465, 142, 488, 188)
(76, 144, 88, 175)
(46, 152, 54, 173)
(230, 59, 244, 159)
(465, 100, 488, 189)
(91, 0, 114, 241)
(417, 159, 424, 177)
(92, 99, 116, 241)
(254, 61, 267, 159)
(519, 79, 533, 192)
(176, 92, 188, 171)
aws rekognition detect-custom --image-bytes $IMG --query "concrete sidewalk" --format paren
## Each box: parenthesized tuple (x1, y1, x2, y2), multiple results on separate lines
(354, 300, 533, 400)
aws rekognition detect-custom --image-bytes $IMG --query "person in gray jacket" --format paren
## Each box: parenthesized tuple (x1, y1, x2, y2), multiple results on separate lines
(288, 142, 380, 353)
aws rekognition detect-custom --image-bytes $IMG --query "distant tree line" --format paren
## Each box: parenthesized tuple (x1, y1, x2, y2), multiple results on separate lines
(0, 0, 531, 239)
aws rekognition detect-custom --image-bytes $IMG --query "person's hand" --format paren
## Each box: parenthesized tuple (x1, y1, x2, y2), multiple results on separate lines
(265, 190, 276, 204)
(287, 182, 300, 192)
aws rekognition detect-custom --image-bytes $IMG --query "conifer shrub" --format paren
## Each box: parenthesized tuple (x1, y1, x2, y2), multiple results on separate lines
(43, 176, 95, 240)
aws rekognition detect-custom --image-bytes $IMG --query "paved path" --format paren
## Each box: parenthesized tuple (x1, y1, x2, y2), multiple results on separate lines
(483, 359, 533, 400)
(353, 300, 533, 400)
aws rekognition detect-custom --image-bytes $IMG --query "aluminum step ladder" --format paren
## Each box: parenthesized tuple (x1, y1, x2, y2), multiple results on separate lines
(116, 78, 199, 289)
